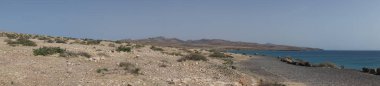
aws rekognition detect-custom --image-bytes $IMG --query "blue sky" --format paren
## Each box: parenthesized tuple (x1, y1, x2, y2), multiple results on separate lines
(1, 0, 380, 50)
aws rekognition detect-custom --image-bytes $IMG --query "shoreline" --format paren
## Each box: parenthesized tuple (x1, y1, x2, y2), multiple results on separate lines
(229, 50, 380, 70)
(235, 55, 380, 86)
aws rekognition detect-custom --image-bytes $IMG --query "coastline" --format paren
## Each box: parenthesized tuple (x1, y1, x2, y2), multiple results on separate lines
(3, 31, 379, 86)
(235, 55, 380, 86)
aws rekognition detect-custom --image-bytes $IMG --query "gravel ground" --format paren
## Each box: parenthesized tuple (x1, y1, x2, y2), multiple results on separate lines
(237, 56, 380, 86)
(0, 36, 256, 86)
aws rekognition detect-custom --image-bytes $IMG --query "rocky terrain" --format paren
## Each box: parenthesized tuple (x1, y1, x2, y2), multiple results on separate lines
(0, 32, 257, 86)
(124, 37, 321, 51)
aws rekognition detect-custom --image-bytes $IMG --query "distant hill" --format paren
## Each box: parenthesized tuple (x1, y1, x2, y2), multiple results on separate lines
(124, 36, 322, 51)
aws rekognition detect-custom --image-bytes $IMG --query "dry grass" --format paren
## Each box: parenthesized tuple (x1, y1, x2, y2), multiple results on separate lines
(313, 62, 339, 69)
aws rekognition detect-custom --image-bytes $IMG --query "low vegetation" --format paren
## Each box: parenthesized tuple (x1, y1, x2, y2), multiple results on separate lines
(133, 44, 145, 48)
(114, 40, 129, 44)
(165, 52, 183, 56)
(96, 68, 109, 73)
(5, 34, 18, 39)
(33, 47, 65, 56)
(81, 39, 102, 45)
(222, 58, 234, 65)
(280, 57, 340, 69)
(59, 51, 92, 58)
(208, 51, 235, 68)
(37, 36, 50, 40)
(313, 62, 339, 68)
(97, 52, 110, 57)
(46, 39, 55, 43)
(258, 81, 286, 86)
(209, 52, 233, 58)
(177, 53, 208, 62)
(159, 63, 168, 67)
(116, 46, 132, 52)
(54, 38, 67, 44)
(86, 40, 102, 45)
(108, 43, 116, 47)
(6, 38, 37, 46)
(150, 46, 164, 51)
(33, 47, 91, 58)
(4, 33, 33, 39)
(119, 62, 141, 75)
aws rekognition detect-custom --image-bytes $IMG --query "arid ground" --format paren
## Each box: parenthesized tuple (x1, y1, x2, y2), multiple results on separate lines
(0, 34, 257, 86)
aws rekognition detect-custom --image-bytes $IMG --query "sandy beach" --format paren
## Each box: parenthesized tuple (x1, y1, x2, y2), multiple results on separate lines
(236, 55, 380, 86)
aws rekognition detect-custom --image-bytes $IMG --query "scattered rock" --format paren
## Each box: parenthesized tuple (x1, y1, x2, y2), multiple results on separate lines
(362, 67, 369, 73)
(369, 69, 377, 74)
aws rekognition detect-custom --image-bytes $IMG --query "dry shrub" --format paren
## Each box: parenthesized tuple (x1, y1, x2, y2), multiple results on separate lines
(119, 62, 141, 75)
(313, 62, 339, 68)
(97, 52, 110, 57)
(150, 46, 164, 51)
(59, 51, 92, 58)
(116, 46, 132, 52)
(209, 52, 233, 58)
(177, 53, 208, 62)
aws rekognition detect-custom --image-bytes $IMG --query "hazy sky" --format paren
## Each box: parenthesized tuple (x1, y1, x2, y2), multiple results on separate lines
(1, 0, 380, 50)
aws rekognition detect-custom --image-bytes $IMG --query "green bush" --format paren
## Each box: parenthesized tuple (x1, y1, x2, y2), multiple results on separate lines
(7, 38, 37, 46)
(33, 47, 65, 56)
(116, 46, 132, 52)
(177, 53, 208, 62)
(150, 46, 164, 51)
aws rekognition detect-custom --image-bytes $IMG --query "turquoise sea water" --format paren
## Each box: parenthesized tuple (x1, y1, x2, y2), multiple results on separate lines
(229, 50, 380, 70)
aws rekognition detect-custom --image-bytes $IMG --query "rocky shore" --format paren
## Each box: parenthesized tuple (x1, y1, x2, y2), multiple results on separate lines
(237, 55, 380, 86)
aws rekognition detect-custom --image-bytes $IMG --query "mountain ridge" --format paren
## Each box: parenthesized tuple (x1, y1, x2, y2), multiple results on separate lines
(124, 36, 322, 51)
